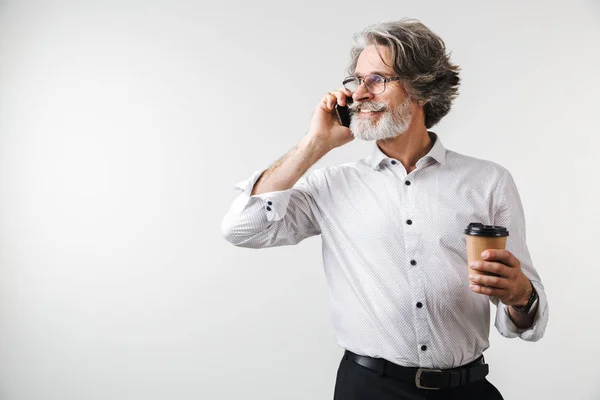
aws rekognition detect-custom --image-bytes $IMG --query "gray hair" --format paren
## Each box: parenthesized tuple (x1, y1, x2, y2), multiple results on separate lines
(347, 19, 460, 129)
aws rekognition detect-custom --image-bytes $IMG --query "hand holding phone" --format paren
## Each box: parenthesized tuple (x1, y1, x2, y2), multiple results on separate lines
(307, 89, 355, 150)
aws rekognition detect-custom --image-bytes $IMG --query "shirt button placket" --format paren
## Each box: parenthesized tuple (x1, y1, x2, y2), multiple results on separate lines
(403, 175, 432, 365)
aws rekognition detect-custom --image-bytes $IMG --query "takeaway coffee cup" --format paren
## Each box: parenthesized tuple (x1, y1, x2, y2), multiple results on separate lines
(464, 222, 509, 268)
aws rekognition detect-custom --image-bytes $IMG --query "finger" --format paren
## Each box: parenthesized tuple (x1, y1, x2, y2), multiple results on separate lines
(323, 93, 336, 111)
(482, 249, 519, 268)
(337, 87, 354, 104)
(340, 87, 353, 98)
(469, 271, 510, 290)
(470, 283, 508, 297)
(470, 260, 511, 278)
(328, 90, 348, 107)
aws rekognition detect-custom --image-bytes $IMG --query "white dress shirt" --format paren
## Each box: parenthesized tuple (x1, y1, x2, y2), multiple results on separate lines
(221, 132, 549, 369)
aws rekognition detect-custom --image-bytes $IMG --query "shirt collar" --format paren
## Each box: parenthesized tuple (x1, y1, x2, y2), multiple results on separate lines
(368, 131, 447, 170)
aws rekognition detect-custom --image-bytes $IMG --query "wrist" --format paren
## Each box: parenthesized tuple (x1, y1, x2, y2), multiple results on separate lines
(514, 279, 533, 307)
(511, 280, 538, 314)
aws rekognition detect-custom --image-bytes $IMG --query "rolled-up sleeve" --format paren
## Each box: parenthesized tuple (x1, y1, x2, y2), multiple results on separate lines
(491, 170, 549, 341)
(220, 169, 322, 248)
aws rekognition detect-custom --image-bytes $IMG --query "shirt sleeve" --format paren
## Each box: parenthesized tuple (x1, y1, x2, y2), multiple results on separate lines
(220, 169, 322, 248)
(490, 170, 549, 341)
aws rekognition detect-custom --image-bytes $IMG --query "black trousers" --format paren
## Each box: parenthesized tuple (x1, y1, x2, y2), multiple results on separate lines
(333, 354, 504, 400)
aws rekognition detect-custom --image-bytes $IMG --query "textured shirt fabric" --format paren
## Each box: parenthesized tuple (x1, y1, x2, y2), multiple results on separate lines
(221, 132, 549, 369)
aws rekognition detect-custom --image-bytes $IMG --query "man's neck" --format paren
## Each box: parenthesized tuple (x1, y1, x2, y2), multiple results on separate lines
(376, 125, 433, 173)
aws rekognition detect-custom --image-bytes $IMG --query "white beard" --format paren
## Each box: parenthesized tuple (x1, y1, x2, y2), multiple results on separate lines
(349, 97, 413, 141)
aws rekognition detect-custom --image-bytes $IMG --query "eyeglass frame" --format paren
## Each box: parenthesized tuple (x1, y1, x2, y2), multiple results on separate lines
(342, 74, 402, 95)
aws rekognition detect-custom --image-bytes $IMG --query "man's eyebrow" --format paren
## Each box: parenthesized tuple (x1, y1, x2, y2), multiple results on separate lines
(352, 71, 395, 78)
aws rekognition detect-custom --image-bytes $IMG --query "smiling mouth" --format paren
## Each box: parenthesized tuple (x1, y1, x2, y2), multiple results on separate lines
(359, 110, 383, 116)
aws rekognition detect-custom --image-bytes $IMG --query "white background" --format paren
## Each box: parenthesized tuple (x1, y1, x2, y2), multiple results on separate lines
(1, 1, 599, 399)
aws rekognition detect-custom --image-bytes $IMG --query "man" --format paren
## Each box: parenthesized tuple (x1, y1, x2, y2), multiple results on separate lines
(221, 19, 548, 400)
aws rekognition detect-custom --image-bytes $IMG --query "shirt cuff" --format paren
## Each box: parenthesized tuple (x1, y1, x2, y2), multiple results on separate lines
(234, 169, 294, 222)
(493, 280, 549, 341)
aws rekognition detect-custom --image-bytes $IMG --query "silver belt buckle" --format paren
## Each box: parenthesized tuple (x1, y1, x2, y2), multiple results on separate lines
(415, 368, 442, 390)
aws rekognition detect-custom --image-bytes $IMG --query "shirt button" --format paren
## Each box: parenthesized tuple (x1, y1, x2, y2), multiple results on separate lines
(410, 260, 417, 266)
(267, 201, 272, 205)
(405, 180, 411, 186)
(416, 302, 423, 308)
(406, 219, 412, 225)
(266, 206, 272, 211)
(421, 345, 427, 351)
(391, 160, 397, 165)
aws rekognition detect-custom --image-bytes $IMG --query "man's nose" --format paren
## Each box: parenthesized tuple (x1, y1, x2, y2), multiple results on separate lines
(352, 82, 374, 103)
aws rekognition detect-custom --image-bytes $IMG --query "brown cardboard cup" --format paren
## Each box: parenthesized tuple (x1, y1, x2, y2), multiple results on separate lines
(465, 223, 509, 275)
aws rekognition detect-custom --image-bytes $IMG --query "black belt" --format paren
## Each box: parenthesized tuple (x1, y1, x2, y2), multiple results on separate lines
(344, 350, 489, 390)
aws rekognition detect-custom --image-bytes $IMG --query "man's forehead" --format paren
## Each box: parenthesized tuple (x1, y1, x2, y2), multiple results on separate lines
(354, 45, 394, 76)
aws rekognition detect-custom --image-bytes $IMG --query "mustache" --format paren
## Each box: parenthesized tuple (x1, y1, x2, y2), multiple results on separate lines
(348, 101, 388, 113)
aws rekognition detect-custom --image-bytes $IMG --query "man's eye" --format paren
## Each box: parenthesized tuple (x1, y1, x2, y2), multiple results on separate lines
(366, 75, 383, 84)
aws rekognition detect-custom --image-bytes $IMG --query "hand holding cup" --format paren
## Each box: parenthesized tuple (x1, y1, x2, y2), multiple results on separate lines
(465, 223, 532, 306)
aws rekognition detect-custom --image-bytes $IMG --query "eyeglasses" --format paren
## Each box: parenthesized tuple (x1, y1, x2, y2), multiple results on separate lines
(342, 74, 401, 95)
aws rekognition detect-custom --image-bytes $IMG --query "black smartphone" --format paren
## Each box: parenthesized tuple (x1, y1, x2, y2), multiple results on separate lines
(335, 96, 354, 128)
